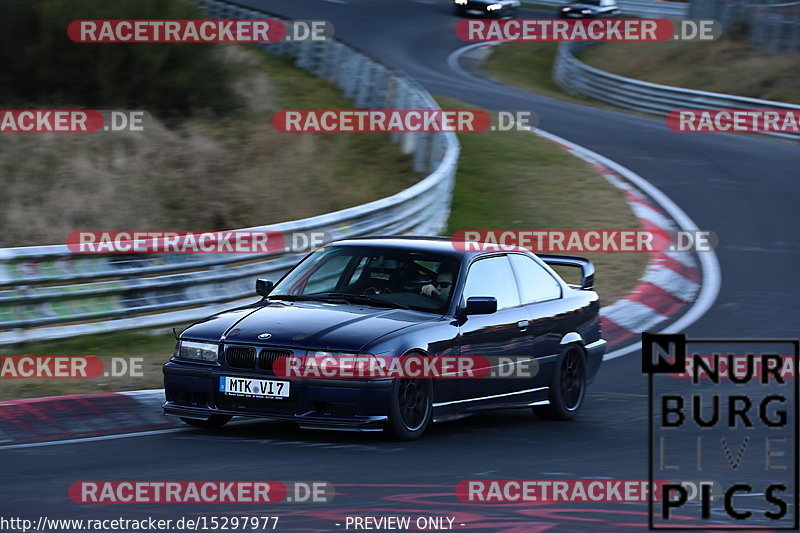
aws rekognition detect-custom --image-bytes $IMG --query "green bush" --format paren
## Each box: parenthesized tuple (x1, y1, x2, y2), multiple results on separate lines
(0, 0, 242, 119)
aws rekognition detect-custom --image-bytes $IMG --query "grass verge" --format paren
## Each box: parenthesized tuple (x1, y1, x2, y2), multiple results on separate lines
(0, 331, 177, 401)
(484, 31, 800, 109)
(0, 46, 419, 247)
(482, 41, 603, 107)
(441, 95, 649, 307)
(579, 31, 800, 104)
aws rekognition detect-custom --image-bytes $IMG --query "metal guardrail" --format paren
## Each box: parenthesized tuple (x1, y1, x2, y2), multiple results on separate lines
(526, 0, 689, 17)
(552, 41, 800, 141)
(0, 0, 460, 345)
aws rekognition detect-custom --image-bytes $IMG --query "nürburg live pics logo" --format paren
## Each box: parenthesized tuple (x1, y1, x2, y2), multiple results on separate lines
(643, 333, 798, 529)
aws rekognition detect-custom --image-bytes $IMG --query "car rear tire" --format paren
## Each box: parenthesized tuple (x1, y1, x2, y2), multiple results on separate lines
(386, 375, 433, 441)
(180, 415, 232, 429)
(534, 344, 586, 421)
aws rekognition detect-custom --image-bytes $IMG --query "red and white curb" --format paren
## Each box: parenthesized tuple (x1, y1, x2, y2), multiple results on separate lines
(0, 390, 176, 447)
(597, 172, 700, 347)
(447, 42, 719, 361)
(532, 128, 719, 360)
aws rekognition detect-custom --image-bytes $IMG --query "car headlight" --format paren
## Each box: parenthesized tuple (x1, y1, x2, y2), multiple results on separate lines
(176, 340, 219, 362)
(455, 0, 467, 5)
(487, 3, 503, 10)
(562, 7, 570, 11)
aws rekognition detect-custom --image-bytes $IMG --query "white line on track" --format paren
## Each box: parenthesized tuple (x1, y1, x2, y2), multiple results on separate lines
(0, 427, 189, 450)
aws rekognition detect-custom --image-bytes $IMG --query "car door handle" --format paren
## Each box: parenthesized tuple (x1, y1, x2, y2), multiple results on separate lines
(517, 320, 530, 331)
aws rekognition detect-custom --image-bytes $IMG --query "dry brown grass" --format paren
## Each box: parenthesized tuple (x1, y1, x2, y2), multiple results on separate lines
(580, 34, 800, 104)
(0, 46, 419, 246)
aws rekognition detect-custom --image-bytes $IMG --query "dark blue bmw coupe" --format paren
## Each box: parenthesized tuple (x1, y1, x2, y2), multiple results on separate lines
(163, 237, 606, 440)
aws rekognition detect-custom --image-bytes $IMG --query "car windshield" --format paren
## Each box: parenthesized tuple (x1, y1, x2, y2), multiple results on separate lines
(270, 246, 460, 314)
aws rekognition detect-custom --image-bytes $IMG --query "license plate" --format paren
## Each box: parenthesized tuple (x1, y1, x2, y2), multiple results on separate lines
(219, 376, 290, 399)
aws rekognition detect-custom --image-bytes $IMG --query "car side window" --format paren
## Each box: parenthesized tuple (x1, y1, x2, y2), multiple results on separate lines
(462, 256, 521, 310)
(509, 254, 562, 303)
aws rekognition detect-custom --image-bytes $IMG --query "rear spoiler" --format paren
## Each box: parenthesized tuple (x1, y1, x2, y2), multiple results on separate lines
(538, 254, 595, 290)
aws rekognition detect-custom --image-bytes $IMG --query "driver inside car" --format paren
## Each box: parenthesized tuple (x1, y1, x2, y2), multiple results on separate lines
(420, 270, 453, 300)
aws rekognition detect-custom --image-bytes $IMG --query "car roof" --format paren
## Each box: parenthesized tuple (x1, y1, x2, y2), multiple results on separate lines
(330, 235, 530, 259)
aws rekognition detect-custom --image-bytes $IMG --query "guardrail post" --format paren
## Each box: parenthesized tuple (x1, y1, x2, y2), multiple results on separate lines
(354, 61, 374, 108)
(342, 54, 363, 99)
(412, 131, 432, 173)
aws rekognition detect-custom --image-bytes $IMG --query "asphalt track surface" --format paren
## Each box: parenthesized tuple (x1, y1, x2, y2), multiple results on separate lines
(2, 1, 799, 531)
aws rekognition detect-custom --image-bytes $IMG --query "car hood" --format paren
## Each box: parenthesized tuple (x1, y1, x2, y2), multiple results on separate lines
(181, 301, 436, 352)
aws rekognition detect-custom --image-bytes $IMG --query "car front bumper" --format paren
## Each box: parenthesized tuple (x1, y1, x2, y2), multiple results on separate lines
(163, 361, 394, 431)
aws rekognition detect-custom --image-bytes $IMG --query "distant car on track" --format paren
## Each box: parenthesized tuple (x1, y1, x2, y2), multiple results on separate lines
(453, 0, 521, 18)
(559, 0, 620, 18)
(163, 237, 606, 440)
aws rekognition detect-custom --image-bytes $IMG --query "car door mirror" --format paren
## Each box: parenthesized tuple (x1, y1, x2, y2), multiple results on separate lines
(256, 279, 274, 296)
(464, 296, 497, 315)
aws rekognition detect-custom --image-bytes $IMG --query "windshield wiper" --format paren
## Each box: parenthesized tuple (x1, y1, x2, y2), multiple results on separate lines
(269, 292, 411, 310)
(267, 294, 343, 303)
(318, 292, 412, 310)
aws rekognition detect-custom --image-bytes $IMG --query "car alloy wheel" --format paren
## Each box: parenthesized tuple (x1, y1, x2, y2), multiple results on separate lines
(559, 346, 586, 411)
(387, 370, 433, 440)
(534, 344, 586, 420)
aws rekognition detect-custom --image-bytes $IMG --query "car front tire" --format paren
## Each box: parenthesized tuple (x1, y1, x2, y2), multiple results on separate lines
(386, 373, 433, 441)
(534, 344, 587, 421)
(180, 415, 232, 429)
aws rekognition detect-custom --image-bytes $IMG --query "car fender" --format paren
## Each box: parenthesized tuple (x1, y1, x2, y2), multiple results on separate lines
(560, 331, 585, 346)
(362, 319, 459, 359)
